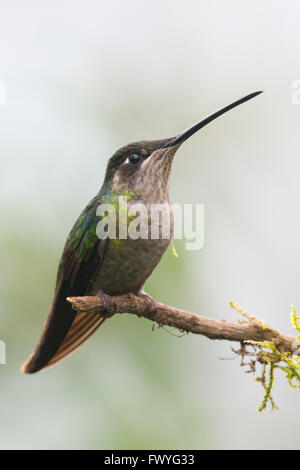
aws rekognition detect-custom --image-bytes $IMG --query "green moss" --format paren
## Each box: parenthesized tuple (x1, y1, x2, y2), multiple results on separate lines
(230, 302, 300, 412)
(290, 305, 300, 340)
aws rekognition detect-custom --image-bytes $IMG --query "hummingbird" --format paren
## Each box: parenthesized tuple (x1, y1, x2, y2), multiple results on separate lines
(22, 91, 262, 373)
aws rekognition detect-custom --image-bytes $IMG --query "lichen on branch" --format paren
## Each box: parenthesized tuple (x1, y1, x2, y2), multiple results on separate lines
(67, 293, 300, 411)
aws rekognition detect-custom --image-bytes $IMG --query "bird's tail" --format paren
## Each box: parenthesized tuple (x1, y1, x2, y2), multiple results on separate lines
(22, 312, 106, 373)
(21, 281, 106, 373)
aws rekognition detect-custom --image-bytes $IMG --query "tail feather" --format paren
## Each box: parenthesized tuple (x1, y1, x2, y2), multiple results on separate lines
(46, 313, 106, 369)
(21, 277, 106, 374)
(21, 311, 105, 373)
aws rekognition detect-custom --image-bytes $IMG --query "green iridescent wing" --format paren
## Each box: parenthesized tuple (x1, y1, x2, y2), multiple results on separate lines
(22, 195, 108, 373)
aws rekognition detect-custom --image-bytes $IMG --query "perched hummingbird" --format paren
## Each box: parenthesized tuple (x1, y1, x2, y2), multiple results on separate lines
(22, 91, 262, 373)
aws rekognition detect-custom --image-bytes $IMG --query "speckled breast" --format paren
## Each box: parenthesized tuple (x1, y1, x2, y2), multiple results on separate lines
(88, 203, 174, 295)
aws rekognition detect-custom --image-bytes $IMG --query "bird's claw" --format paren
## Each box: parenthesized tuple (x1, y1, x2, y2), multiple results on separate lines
(139, 291, 157, 318)
(95, 290, 110, 316)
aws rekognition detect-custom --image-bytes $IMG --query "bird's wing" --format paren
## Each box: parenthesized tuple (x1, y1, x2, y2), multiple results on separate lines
(22, 196, 108, 373)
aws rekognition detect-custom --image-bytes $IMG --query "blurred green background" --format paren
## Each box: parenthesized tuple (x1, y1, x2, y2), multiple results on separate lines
(1, 0, 300, 450)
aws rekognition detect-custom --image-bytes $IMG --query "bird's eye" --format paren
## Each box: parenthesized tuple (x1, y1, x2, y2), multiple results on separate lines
(128, 153, 141, 165)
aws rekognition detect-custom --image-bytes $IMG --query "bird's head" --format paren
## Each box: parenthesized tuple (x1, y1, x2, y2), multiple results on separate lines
(104, 91, 262, 201)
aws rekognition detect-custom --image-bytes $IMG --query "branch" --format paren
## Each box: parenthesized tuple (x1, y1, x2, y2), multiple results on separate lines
(67, 293, 299, 355)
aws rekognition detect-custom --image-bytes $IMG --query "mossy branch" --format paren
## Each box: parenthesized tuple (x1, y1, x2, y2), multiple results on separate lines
(67, 293, 300, 411)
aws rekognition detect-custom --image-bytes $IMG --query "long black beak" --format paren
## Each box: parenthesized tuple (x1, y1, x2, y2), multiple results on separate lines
(163, 91, 263, 148)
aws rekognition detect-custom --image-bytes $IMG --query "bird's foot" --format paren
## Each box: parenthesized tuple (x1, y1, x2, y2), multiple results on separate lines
(95, 289, 111, 316)
(138, 291, 157, 318)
